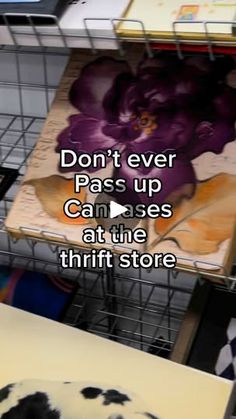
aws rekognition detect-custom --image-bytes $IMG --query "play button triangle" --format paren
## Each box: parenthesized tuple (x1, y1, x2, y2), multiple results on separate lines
(110, 201, 128, 219)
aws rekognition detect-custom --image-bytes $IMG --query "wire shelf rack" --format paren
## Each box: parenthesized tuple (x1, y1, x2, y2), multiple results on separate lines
(0, 12, 235, 59)
(0, 16, 235, 357)
(0, 44, 196, 356)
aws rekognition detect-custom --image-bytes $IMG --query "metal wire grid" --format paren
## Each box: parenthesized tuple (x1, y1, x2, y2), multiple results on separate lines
(0, 13, 235, 283)
(0, 44, 196, 355)
(0, 46, 234, 284)
(0, 23, 235, 355)
(0, 201, 192, 356)
(1, 12, 236, 60)
(64, 267, 193, 354)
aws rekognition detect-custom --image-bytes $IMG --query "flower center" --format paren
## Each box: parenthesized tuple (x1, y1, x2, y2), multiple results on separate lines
(133, 111, 158, 136)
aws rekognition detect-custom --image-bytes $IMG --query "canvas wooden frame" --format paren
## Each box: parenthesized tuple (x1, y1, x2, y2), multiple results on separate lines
(5, 46, 236, 279)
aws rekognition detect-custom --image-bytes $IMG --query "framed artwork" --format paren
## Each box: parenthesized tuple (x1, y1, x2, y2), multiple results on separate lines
(119, 0, 235, 40)
(0, 167, 18, 201)
(5, 47, 236, 277)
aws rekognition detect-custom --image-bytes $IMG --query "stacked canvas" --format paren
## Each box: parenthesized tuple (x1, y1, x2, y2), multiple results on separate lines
(0, 0, 235, 47)
(5, 46, 236, 276)
(120, 0, 236, 41)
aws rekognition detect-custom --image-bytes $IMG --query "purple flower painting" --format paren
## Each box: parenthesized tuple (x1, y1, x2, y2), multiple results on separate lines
(56, 53, 236, 208)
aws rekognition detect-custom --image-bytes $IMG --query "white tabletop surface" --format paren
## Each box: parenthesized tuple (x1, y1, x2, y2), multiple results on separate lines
(0, 303, 235, 419)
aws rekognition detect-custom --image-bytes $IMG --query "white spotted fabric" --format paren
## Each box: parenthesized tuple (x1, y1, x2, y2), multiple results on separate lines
(0, 379, 159, 419)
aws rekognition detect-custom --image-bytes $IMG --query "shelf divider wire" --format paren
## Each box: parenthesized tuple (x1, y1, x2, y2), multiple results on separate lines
(0, 23, 235, 355)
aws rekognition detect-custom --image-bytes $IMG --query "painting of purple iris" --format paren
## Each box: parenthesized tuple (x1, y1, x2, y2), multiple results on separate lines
(56, 53, 236, 206)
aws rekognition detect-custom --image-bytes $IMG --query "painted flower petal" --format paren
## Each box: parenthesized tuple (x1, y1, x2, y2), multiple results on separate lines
(138, 54, 180, 77)
(69, 57, 132, 119)
(185, 55, 234, 80)
(137, 73, 176, 111)
(25, 176, 88, 225)
(153, 173, 236, 255)
(136, 55, 180, 111)
(137, 54, 212, 110)
(185, 56, 215, 73)
(213, 86, 236, 120)
(187, 118, 236, 160)
(56, 114, 118, 172)
(103, 73, 142, 124)
(173, 66, 214, 107)
(113, 155, 196, 206)
(127, 110, 199, 155)
(102, 122, 141, 142)
(137, 54, 234, 113)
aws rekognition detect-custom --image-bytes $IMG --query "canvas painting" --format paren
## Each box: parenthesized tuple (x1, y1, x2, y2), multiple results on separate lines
(5, 46, 236, 274)
(120, 0, 235, 39)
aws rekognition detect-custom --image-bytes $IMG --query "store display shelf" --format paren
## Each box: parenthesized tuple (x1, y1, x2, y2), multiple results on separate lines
(0, 110, 235, 288)
(62, 264, 194, 353)
(1, 110, 236, 283)
(0, 110, 234, 355)
(0, 107, 193, 354)
(0, 13, 235, 59)
(0, 37, 235, 358)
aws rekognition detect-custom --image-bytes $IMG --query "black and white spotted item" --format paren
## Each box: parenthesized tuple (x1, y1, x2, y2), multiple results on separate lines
(0, 379, 159, 418)
(215, 318, 236, 380)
